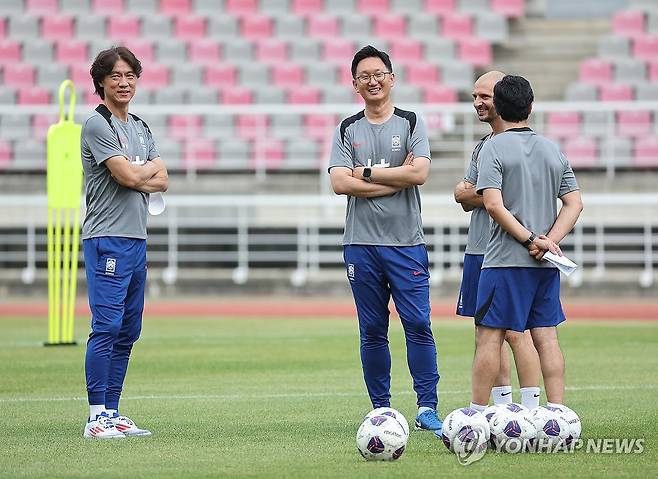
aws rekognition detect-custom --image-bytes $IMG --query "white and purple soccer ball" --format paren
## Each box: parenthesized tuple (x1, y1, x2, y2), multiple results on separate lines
(530, 406, 571, 451)
(441, 407, 490, 454)
(356, 414, 408, 461)
(363, 407, 409, 440)
(499, 402, 530, 415)
(489, 409, 537, 453)
(544, 404, 582, 445)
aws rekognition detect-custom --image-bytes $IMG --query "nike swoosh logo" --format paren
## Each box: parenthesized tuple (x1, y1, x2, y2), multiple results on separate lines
(533, 394, 540, 397)
(500, 391, 512, 396)
(412, 271, 422, 276)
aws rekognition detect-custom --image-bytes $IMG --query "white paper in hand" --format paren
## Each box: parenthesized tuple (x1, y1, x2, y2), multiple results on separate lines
(543, 251, 578, 276)
(148, 192, 166, 215)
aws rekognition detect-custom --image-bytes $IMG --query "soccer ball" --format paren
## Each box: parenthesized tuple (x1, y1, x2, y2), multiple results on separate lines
(499, 402, 530, 415)
(482, 404, 502, 424)
(441, 407, 489, 454)
(363, 407, 409, 439)
(489, 409, 537, 453)
(529, 406, 570, 451)
(356, 414, 408, 461)
(545, 404, 581, 445)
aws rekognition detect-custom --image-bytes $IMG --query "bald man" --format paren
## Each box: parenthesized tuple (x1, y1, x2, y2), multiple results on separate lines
(453, 71, 541, 410)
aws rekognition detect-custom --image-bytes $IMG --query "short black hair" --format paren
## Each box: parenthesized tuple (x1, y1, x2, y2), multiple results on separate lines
(90, 46, 142, 99)
(493, 75, 534, 122)
(351, 45, 393, 78)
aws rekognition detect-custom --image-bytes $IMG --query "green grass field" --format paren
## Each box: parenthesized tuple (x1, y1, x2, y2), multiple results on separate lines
(1, 315, 656, 478)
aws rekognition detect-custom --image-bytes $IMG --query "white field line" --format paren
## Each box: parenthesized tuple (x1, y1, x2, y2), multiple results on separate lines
(0, 384, 655, 404)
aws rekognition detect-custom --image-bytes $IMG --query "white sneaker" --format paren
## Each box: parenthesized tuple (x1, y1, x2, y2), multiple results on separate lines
(111, 413, 152, 437)
(83, 412, 125, 439)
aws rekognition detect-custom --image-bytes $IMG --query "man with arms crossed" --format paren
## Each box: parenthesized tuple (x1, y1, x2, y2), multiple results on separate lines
(470, 75, 582, 413)
(82, 46, 168, 438)
(329, 46, 442, 432)
(454, 71, 541, 409)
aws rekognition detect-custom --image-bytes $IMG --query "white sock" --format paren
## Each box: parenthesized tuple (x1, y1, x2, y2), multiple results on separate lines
(546, 401, 564, 409)
(491, 385, 513, 405)
(418, 406, 432, 415)
(106, 409, 118, 417)
(89, 404, 106, 420)
(520, 387, 541, 409)
(469, 402, 487, 413)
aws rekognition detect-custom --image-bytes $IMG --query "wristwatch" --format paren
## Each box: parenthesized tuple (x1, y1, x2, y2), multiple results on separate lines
(362, 167, 372, 182)
(522, 232, 537, 248)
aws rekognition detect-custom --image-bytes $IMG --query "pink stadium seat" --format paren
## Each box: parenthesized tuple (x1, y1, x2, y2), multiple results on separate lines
(390, 38, 423, 64)
(0, 18, 6, 39)
(459, 38, 492, 67)
(307, 16, 339, 39)
(4, 64, 35, 88)
(287, 86, 321, 104)
(175, 16, 206, 40)
(616, 111, 652, 138)
(405, 63, 439, 87)
(564, 137, 598, 168)
(204, 64, 237, 88)
(650, 61, 658, 83)
(161, 0, 192, 15)
(226, 0, 258, 15)
(168, 115, 202, 141)
(599, 83, 634, 101)
(633, 35, 658, 62)
(123, 39, 154, 62)
(271, 63, 304, 87)
(138, 63, 170, 89)
(33, 114, 58, 141)
(492, 0, 525, 18)
(374, 14, 406, 40)
(252, 138, 284, 170)
(442, 14, 473, 40)
(0, 41, 21, 63)
(85, 90, 101, 105)
(108, 16, 140, 40)
(612, 10, 645, 38)
(424, 0, 456, 14)
(256, 39, 289, 63)
(237, 114, 268, 140)
(184, 139, 216, 169)
(338, 66, 354, 85)
(0, 141, 11, 170)
(18, 87, 51, 105)
(633, 137, 658, 167)
(358, 0, 390, 14)
(189, 39, 221, 64)
(423, 85, 458, 103)
(221, 86, 253, 104)
(93, 0, 124, 14)
(27, 0, 58, 14)
(323, 39, 354, 64)
(293, 0, 324, 15)
(71, 63, 93, 88)
(579, 59, 613, 86)
(56, 40, 88, 64)
(546, 112, 582, 140)
(241, 15, 273, 39)
(304, 114, 335, 140)
(42, 16, 74, 40)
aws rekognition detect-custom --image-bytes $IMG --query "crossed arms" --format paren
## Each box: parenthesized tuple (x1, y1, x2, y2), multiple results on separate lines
(105, 156, 169, 193)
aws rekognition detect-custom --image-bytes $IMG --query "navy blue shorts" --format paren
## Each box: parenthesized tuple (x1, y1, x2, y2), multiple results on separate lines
(456, 254, 484, 317)
(474, 267, 566, 333)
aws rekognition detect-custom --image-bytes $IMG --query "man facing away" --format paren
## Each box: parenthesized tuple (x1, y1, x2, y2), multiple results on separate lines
(329, 45, 442, 432)
(470, 75, 583, 413)
(454, 71, 542, 410)
(81, 46, 168, 438)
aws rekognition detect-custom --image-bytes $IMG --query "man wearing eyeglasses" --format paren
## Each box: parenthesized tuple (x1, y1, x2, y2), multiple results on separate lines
(328, 45, 442, 433)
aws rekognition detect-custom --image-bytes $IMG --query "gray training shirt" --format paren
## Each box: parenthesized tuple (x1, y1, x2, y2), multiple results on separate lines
(464, 133, 493, 255)
(476, 128, 579, 268)
(81, 109, 159, 240)
(328, 108, 431, 246)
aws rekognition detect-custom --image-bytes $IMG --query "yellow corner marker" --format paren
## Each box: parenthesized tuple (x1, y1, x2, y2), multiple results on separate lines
(46, 80, 83, 346)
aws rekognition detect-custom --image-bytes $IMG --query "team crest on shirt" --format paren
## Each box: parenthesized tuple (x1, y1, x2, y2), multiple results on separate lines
(391, 135, 401, 151)
(347, 263, 355, 280)
(105, 258, 116, 275)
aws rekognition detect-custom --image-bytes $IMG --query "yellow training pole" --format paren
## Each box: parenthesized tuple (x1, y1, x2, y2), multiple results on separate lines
(47, 208, 55, 344)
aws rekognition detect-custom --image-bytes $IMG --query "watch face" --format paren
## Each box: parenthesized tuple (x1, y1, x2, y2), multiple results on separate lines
(363, 168, 371, 177)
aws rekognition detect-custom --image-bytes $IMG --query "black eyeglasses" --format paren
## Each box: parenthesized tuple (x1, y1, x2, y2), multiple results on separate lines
(355, 71, 391, 84)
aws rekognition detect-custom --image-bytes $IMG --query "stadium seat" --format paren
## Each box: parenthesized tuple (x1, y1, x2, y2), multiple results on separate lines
(603, 137, 633, 168)
(161, 0, 192, 15)
(321, 85, 354, 103)
(304, 114, 336, 140)
(0, 1, 25, 15)
(188, 87, 218, 104)
(373, 14, 406, 40)
(203, 114, 235, 139)
(208, 16, 239, 38)
(0, 140, 11, 170)
(126, 0, 157, 14)
(216, 138, 251, 170)
(0, 87, 17, 104)
(75, 15, 107, 40)
(141, 15, 172, 39)
(407, 15, 440, 38)
(284, 138, 321, 169)
(325, 0, 356, 14)
(0, 18, 5, 40)
(124, 39, 155, 62)
(0, 114, 31, 140)
(612, 9, 645, 38)
(226, 0, 258, 15)
(270, 114, 303, 139)
(9, 16, 39, 41)
(599, 83, 634, 101)
(292, 0, 324, 15)
(221, 86, 253, 104)
(42, 16, 74, 41)
(61, 0, 91, 13)
(175, 15, 206, 40)
(405, 63, 440, 87)
(616, 110, 652, 138)
(189, 39, 221, 65)
(37, 64, 69, 89)
(614, 58, 647, 85)
(260, 0, 291, 15)
(582, 110, 612, 137)
(236, 114, 268, 140)
(204, 64, 237, 88)
(323, 39, 354, 64)
(597, 35, 630, 60)
(139, 63, 170, 89)
(492, 0, 525, 18)
(390, 38, 423, 64)
(442, 13, 473, 40)
(307, 15, 339, 39)
(565, 82, 598, 102)
(252, 138, 284, 170)
(636, 83, 658, 101)
(171, 64, 202, 87)
(4, 64, 35, 88)
(290, 40, 321, 63)
(18, 87, 51, 105)
(222, 39, 254, 62)
(545, 111, 581, 140)
(272, 63, 305, 87)
(168, 114, 202, 141)
(155, 138, 182, 169)
(475, 13, 509, 42)
(338, 66, 355, 86)
(108, 16, 141, 41)
(32, 114, 58, 141)
(650, 61, 658, 82)
(393, 85, 421, 103)
(239, 63, 271, 87)
(12, 139, 46, 169)
(633, 137, 658, 167)
(440, 61, 475, 90)
(424, 0, 456, 14)
(184, 139, 217, 170)
(633, 34, 658, 62)
(579, 59, 613, 86)
(563, 137, 598, 169)
(340, 16, 372, 38)
(305, 63, 336, 85)
(156, 38, 187, 64)
(56, 40, 88, 63)
(241, 15, 273, 39)
(458, 38, 492, 67)
(255, 87, 286, 104)
(423, 84, 458, 103)
(358, 0, 390, 14)
(26, 0, 58, 14)
(423, 37, 456, 62)
(256, 38, 289, 63)
(92, 0, 124, 14)
(23, 40, 54, 64)
(287, 86, 321, 104)
(274, 15, 305, 38)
